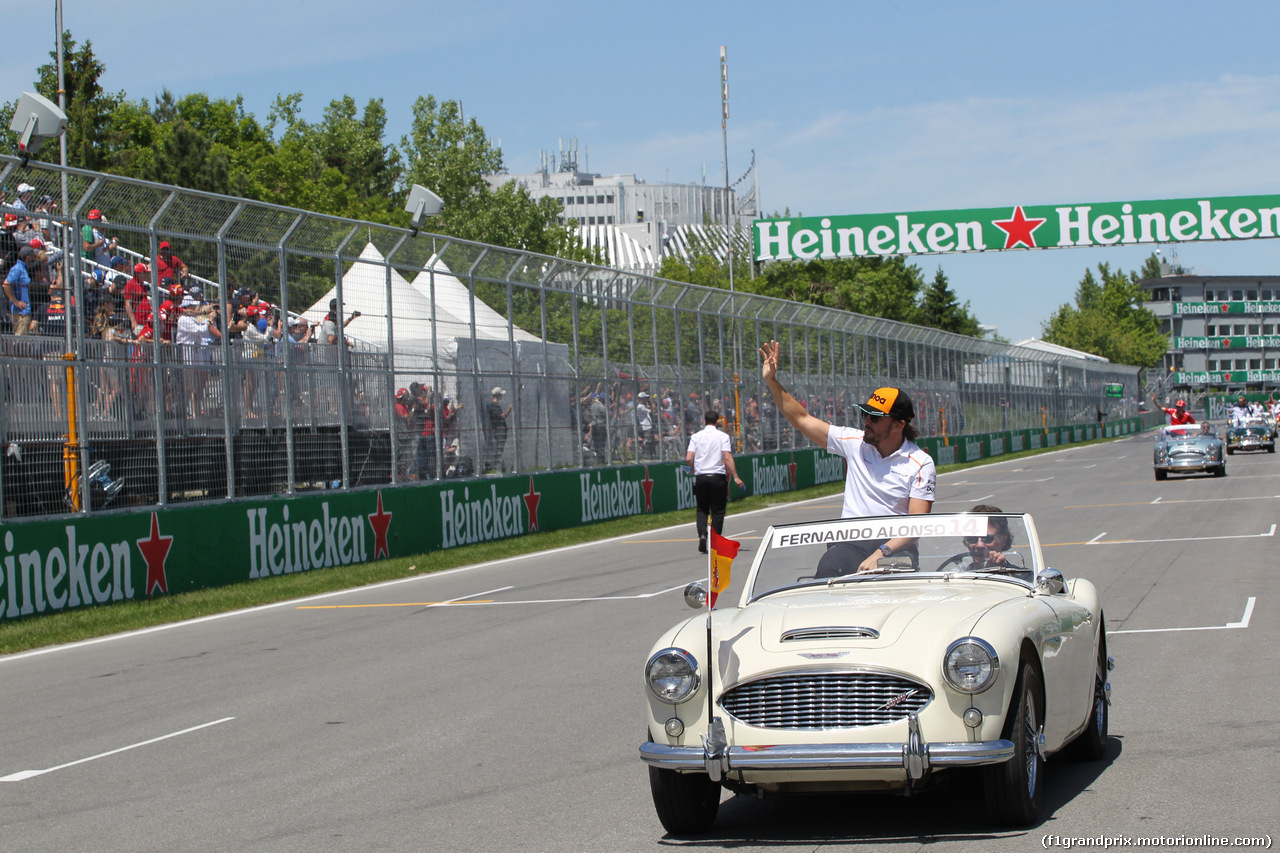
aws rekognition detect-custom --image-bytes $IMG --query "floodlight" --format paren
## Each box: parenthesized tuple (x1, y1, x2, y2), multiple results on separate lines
(9, 92, 67, 162)
(405, 184, 444, 235)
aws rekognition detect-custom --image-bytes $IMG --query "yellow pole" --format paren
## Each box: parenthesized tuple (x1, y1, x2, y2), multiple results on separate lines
(63, 353, 79, 511)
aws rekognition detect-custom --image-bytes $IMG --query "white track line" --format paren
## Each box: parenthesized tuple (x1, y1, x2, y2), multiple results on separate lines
(1113, 597, 1256, 635)
(0, 717, 235, 782)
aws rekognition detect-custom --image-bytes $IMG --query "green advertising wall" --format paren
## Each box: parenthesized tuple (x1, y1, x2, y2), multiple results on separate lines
(0, 417, 1141, 623)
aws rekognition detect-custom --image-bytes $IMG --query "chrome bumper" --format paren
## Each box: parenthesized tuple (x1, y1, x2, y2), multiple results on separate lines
(640, 714, 1013, 783)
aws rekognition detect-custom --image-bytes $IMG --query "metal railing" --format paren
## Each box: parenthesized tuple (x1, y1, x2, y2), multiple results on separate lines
(0, 154, 1142, 520)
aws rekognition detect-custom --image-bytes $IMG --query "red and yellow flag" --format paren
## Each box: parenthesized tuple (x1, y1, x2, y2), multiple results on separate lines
(708, 528, 741, 610)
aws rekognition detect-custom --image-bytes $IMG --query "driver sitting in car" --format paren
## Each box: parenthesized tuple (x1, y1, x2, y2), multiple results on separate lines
(941, 504, 1028, 575)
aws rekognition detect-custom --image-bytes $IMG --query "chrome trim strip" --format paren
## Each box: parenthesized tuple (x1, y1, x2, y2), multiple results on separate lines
(639, 739, 1015, 772)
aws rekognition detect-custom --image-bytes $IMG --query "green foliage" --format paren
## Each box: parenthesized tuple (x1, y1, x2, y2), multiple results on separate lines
(34, 32, 122, 171)
(1, 33, 587, 266)
(1041, 257, 1167, 367)
(920, 267, 983, 336)
(661, 252, 992, 336)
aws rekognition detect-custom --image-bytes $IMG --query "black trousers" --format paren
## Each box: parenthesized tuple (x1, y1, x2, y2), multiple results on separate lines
(693, 472, 728, 541)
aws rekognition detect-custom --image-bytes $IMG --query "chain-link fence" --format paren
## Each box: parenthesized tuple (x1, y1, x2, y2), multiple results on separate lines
(0, 155, 1141, 520)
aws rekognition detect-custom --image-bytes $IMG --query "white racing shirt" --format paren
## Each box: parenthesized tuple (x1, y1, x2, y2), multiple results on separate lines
(826, 425, 936, 518)
(687, 425, 731, 475)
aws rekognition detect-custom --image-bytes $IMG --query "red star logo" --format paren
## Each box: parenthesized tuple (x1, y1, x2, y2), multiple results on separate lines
(136, 512, 173, 596)
(524, 476, 541, 532)
(1220, 304, 1230, 313)
(367, 491, 393, 559)
(788, 453, 797, 489)
(641, 467, 654, 512)
(992, 205, 1047, 249)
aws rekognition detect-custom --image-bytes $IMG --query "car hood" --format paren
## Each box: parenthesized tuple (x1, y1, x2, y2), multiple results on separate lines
(736, 581, 1027, 652)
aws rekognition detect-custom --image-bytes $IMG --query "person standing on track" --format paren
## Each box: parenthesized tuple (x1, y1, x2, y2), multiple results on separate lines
(686, 410, 745, 554)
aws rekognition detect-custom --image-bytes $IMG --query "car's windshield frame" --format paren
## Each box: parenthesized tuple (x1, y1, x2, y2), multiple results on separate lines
(741, 512, 1044, 606)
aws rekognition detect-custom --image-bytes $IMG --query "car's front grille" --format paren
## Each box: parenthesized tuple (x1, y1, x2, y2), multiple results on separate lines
(721, 672, 932, 730)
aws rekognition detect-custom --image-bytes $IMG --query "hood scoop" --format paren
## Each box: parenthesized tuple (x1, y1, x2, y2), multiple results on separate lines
(781, 626, 880, 642)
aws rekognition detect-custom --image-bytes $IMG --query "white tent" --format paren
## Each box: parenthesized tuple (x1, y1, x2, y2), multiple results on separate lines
(409, 255, 540, 344)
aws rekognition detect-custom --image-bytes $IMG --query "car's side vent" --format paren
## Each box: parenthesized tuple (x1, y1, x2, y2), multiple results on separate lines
(781, 626, 880, 641)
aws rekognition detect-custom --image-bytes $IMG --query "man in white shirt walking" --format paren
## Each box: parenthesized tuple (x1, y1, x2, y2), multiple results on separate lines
(686, 410, 745, 553)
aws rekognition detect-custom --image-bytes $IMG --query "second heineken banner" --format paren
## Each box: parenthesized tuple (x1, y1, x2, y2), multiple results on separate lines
(754, 194, 1280, 261)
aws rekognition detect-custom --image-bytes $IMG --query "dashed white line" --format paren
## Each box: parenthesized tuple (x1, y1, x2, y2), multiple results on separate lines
(1087, 532, 1107, 544)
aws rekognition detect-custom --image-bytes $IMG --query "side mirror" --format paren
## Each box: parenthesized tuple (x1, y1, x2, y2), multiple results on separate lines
(683, 581, 708, 610)
(1036, 567, 1065, 595)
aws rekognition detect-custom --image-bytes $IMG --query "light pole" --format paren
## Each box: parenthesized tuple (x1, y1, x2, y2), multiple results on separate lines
(720, 46, 743, 449)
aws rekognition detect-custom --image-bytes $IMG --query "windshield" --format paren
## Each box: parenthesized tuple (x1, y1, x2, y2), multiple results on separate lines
(747, 513, 1041, 601)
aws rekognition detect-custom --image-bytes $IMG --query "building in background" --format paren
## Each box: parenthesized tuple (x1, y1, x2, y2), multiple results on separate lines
(488, 139, 757, 273)
(1140, 273, 1280, 406)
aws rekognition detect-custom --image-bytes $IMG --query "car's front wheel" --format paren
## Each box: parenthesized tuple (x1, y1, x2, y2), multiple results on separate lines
(649, 766, 721, 835)
(983, 660, 1044, 826)
(1154, 468, 1167, 481)
(1212, 464, 1226, 477)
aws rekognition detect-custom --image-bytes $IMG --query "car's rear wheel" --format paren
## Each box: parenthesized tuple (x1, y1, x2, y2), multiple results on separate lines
(984, 661, 1043, 826)
(1227, 447, 1235, 455)
(1064, 627, 1109, 761)
(1154, 468, 1167, 481)
(649, 766, 721, 835)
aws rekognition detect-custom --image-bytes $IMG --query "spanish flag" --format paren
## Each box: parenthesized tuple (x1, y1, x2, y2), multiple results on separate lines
(708, 528, 741, 610)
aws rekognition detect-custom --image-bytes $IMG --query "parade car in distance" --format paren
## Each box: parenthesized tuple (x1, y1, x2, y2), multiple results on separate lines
(639, 512, 1112, 834)
(1153, 425, 1226, 480)
(1226, 423, 1276, 454)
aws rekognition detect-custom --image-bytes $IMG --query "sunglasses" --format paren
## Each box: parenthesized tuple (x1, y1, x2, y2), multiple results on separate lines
(963, 535, 1000, 546)
(861, 412, 886, 423)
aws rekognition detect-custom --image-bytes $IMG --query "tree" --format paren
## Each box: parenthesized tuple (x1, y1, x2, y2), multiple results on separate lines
(400, 96, 590, 258)
(33, 32, 122, 171)
(920, 267, 983, 336)
(1041, 259, 1166, 367)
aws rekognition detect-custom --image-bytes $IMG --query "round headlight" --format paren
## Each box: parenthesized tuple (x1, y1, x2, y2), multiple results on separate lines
(943, 638, 1000, 694)
(646, 648, 699, 704)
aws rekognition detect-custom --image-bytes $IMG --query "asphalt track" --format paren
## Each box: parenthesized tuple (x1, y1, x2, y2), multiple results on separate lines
(1, 432, 1276, 852)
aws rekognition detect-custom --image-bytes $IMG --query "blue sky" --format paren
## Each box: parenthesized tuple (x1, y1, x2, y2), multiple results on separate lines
(7, 1, 1280, 342)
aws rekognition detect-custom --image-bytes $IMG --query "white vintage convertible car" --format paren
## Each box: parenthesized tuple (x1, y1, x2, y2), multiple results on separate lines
(639, 512, 1112, 834)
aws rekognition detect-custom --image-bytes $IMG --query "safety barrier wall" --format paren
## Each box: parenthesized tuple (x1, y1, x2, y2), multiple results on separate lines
(0, 417, 1140, 622)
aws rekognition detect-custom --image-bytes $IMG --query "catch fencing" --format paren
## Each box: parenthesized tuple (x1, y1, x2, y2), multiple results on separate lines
(0, 155, 1142, 520)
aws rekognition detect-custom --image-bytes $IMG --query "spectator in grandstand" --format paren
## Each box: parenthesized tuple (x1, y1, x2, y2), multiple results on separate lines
(415, 386, 440, 480)
(11, 183, 34, 212)
(3, 245, 35, 335)
(319, 298, 361, 345)
(35, 290, 68, 340)
(584, 391, 608, 465)
(394, 387, 415, 479)
(124, 263, 152, 334)
(155, 241, 188, 283)
(80, 210, 116, 266)
(485, 386, 512, 473)
(286, 315, 313, 344)
(1, 213, 19, 271)
(157, 284, 184, 343)
(176, 295, 221, 416)
(684, 392, 702, 437)
(636, 391, 655, 459)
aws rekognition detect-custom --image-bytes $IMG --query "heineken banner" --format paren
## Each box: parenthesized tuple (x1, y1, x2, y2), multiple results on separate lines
(1176, 369, 1280, 385)
(0, 420, 1140, 623)
(1172, 336, 1280, 350)
(1173, 301, 1280, 315)
(754, 194, 1280, 261)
